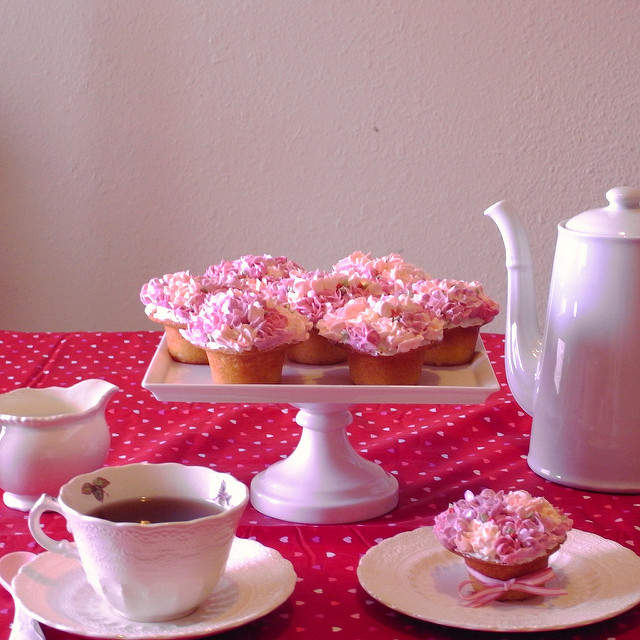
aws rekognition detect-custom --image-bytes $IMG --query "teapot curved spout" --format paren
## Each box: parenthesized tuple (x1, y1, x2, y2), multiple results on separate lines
(484, 200, 543, 416)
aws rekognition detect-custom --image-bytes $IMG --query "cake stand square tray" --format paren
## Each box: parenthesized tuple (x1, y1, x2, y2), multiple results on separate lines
(142, 334, 499, 405)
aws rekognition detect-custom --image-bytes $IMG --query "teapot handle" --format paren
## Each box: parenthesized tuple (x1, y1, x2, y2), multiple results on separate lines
(28, 495, 80, 560)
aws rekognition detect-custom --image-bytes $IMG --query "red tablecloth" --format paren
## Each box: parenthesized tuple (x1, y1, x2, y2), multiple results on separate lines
(1, 331, 639, 640)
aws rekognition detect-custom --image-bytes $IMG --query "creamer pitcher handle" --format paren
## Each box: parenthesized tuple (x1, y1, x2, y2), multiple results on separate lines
(28, 495, 80, 560)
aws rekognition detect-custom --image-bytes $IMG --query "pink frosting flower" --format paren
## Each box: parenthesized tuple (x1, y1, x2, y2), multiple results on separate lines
(333, 251, 428, 281)
(181, 288, 311, 353)
(140, 271, 207, 325)
(203, 254, 303, 285)
(433, 489, 573, 564)
(201, 255, 303, 304)
(317, 294, 443, 356)
(411, 279, 499, 328)
(285, 270, 352, 324)
(332, 251, 429, 294)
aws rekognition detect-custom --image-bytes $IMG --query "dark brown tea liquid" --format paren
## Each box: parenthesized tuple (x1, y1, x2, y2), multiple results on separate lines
(88, 496, 223, 524)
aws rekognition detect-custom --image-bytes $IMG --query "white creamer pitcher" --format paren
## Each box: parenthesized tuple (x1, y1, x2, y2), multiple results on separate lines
(0, 379, 117, 510)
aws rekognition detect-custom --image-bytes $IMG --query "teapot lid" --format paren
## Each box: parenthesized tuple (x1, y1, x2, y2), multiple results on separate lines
(565, 186, 640, 238)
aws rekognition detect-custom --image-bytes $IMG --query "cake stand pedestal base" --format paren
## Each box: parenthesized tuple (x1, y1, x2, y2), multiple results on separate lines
(250, 403, 399, 524)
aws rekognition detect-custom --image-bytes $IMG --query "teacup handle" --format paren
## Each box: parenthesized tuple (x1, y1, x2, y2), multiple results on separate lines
(28, 494, 80, 560)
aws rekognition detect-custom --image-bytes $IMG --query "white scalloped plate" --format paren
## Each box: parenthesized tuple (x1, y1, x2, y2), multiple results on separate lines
(13, 538, 296, 639)
(357, 527, 640, 632)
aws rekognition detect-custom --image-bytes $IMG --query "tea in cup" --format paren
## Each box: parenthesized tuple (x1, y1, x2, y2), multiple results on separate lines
(28, 462, 249, 622)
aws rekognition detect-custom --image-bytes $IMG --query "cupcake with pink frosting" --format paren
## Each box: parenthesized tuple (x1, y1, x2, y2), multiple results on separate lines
(181, 288, 311, 383)
(284, 270, 351, 365)
(317, 294, 443, 385)
(412, 279, 500, 366)
(332, 251, 429, 295)
(203, 254, 302, 292)
(433, 489, 572, 606)
(140, 271, 209, 364)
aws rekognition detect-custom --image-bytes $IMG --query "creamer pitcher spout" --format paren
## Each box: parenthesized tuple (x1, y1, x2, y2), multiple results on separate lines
(483, 200, 542, 416)
(65, 378, 119, 415)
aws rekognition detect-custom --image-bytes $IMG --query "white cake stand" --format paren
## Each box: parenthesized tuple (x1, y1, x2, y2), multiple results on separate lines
(142, 335, 499, 524)
(249, 403, 399, 523)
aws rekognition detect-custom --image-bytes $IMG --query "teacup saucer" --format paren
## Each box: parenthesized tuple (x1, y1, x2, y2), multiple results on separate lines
(13, 537, 296, 639)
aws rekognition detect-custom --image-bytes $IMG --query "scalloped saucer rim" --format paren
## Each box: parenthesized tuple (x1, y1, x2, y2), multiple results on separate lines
(12, 537, 296, 639)
(357, 527, 640, 632)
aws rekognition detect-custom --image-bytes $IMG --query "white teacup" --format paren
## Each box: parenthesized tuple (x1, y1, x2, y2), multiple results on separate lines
(28, 462, 249, 622)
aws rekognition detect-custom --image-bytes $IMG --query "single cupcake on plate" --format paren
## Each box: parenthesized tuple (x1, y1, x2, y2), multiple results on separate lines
(181, 288, 311, 384)
(412, 279, 499, 366)
(140, 271, 209, 364)
(316, 293, 443, 385)
(433, 489, 572, 606)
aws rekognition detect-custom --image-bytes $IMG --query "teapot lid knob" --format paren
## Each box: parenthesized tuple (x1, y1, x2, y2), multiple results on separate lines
(606, 186, 640, 210)
(565, 186, 640, 237)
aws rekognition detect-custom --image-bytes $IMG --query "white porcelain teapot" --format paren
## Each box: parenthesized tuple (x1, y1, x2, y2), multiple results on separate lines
(485, 187, 640, 492)
(0, 379, 117, 510)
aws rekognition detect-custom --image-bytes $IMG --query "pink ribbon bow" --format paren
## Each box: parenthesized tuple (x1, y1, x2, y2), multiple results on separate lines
(458, 565, 568, 607)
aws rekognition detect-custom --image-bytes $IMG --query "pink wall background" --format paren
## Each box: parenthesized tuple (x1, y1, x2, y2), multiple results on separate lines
(1, 0, 639, 331)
